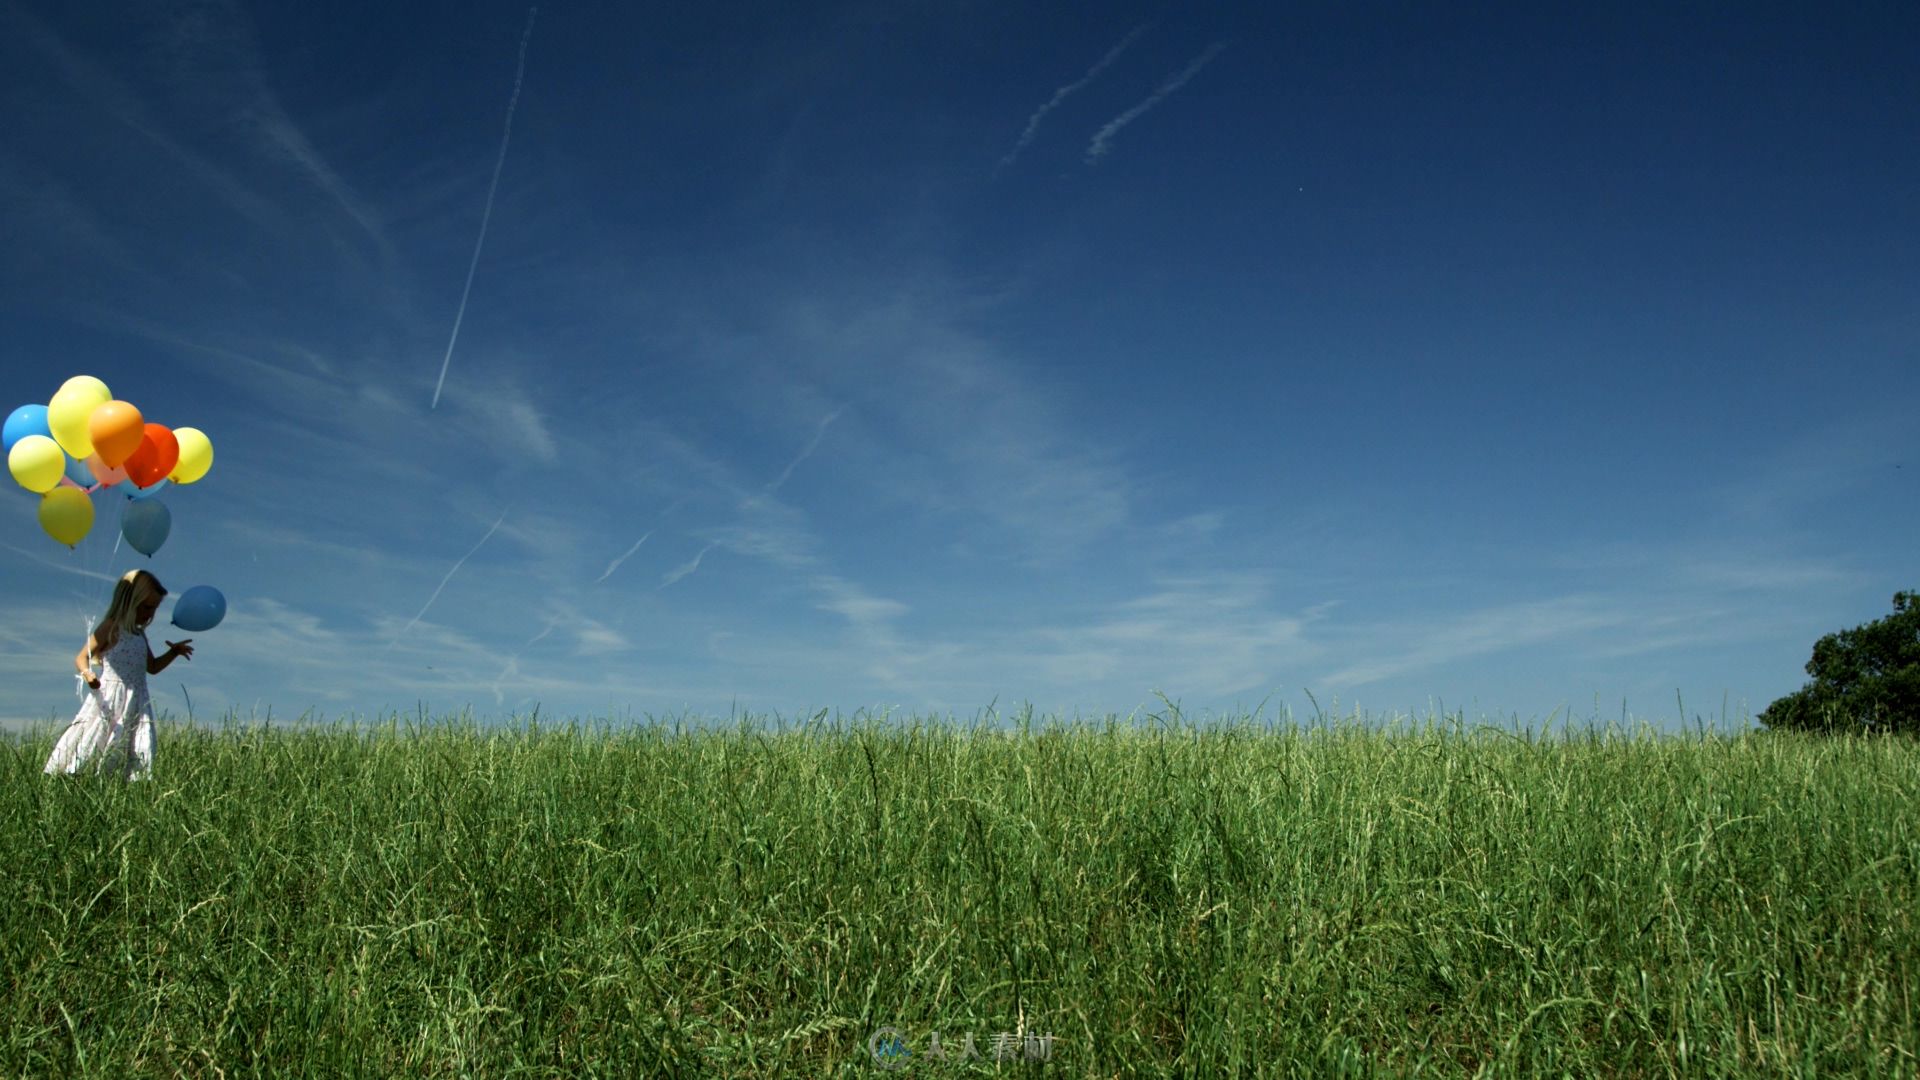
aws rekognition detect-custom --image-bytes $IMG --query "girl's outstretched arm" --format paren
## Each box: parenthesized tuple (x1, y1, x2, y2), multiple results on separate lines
(148, 638, 194, 675)
(75, 633, 103, 689)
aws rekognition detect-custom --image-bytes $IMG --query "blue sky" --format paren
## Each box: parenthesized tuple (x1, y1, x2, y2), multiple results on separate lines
(2, 1, 1915, 729)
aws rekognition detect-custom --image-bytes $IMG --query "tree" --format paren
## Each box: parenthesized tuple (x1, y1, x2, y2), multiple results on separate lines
(1759, 590, 1920, 734)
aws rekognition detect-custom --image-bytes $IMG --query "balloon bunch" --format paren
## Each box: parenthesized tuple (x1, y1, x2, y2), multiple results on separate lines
(5, 375, 213, 552)
(7, 374, 227, 632)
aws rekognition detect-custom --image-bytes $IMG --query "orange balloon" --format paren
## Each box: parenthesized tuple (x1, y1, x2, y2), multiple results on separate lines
(125, 424, 181, 489)
(86, 454, 128, 488)
(88, 401, 145, 468)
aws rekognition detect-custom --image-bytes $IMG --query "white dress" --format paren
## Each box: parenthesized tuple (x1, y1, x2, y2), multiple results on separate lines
(44, 627, 156, 781)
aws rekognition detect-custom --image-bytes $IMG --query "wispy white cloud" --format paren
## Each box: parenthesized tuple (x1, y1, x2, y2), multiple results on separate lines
(771, 290, 1134, 563)
(1159, 511, 1226, 543)
(801, 574, 916, 688)
(4, 4, 291, 237)
(507, 601, 632, 659)
(246, 108, 392, 260)
(103, 317, 351, 405)
(811, 574, 908, 629)
(653, 402, 847, 587)
(1702, 410, 1911, 532)
(481, 602, 627, 709)
(101, 313, 567, 502)
(572, 620, 628, 654)
(997, 24, 1148, 173)
(0, 161, 149, 285)
(1086, 42, 1228, 164)
(573, 259, 1140, 568)
(1584, 606, 1793, 660)
(1676, 553, 1859, 592)
(708, 517, 818, 569)
(222, 520, 403, 570)
(0, 599, 124, 727)
(158, 0, 398, 265)
(1315, 595, 1629, 690)
(10, 0, 409, 283)
(439, 376, 561, 465)
(1544, 536, 1869, 597)
(686, 572, 1316, 715)
(1032, 573, 1315, 697)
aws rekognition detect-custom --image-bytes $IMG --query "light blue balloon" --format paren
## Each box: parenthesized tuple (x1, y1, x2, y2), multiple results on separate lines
(63, 453, 95, 489)
(3, 404, 51, 454)
(172, 585, 226, 632)
(121, 498, 171, 557)
(126, 476, 171, 500)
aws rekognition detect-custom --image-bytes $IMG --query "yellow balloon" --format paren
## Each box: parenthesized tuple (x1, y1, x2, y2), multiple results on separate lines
(170, 426, 214, 484)
(48, 378, 112, 460)
(38, 487, 94, 547)
(59, 375, 111, 400)
(7, 434, 65, 493)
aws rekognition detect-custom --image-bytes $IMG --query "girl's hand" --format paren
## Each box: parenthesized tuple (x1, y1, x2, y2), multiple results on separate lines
(85, 674, 100, 690)
(166, 639, 194, 660)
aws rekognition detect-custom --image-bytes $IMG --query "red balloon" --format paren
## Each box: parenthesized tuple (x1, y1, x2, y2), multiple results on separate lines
(125, 424, 181, 490)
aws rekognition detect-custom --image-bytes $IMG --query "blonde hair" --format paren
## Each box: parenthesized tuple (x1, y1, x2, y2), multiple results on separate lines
(93, 569, 167, 647)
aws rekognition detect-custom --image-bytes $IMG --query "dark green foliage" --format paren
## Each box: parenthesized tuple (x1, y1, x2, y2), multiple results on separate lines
(1760, 591, 1920, 734)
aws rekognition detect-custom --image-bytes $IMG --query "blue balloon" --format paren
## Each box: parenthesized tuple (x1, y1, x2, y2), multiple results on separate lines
(3, 404, 51, 454)
(126, 476, 171, 500)
(172, 585, 226, 631)
(121, 498, 171, 557)
(63, 453, 95, 489)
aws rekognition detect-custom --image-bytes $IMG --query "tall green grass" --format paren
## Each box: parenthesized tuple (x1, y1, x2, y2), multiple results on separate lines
(3, 708, 1916, 1077)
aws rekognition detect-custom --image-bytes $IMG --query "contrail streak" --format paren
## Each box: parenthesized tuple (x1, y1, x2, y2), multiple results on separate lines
(489, 656, 519, 706)
(762, 406, 844, 496)
(398, 511, 507, 638)
(596, 531, 652, 583)
(997, 25, 1147, 174)
(431, 6, 539, 410)
(1, 544, 119, 583)
(1086, 41, 1226, 164)
(659, 542, 716, 589)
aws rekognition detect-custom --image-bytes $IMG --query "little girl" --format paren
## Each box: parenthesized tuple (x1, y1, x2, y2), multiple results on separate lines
(43, 569, 195, 781)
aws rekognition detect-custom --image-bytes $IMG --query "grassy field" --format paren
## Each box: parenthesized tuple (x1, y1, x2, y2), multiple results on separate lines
(2, 707, 1916, 1077)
